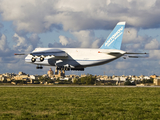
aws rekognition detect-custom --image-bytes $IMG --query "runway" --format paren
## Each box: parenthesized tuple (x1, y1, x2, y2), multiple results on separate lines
(0, 85, 160, 88)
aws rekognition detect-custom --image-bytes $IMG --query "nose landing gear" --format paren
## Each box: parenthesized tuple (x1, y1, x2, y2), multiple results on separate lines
(36, 65, 43, 69)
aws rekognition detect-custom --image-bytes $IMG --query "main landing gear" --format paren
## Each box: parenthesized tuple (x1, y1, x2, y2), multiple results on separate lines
(36, 65, 43, 69)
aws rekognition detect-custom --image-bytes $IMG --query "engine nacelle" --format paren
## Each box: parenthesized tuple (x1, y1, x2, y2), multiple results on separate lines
(40, 57, 44, 61)
(31, 57, 36, 62)
(31, 57, 44, 62)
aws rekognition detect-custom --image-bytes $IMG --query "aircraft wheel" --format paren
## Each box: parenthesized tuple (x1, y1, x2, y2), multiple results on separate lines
(36, 66, 39, 69)
(39, 66, 43, 69)
(36, 66, 43, 69)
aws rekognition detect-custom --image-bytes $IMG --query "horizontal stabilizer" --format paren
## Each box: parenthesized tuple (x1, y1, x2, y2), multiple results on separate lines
(123, 52, 149, 59)
(124, 52, 148, 58)
(128, 56, 148, 58)
(125, 52, 148, 54)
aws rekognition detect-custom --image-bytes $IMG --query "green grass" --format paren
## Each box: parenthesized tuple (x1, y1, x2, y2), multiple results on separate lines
(0, 87, 160, 119)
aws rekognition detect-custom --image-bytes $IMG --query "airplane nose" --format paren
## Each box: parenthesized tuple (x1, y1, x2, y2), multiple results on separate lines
(25, 55, 32, 63)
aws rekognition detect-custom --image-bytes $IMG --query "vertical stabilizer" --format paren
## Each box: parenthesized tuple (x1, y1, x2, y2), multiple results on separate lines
(100, 22, 126, 50)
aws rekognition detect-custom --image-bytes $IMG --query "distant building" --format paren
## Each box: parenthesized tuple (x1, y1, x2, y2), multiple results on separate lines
(54, 70, 65, 78)
(30, 75, 39, 80)
(14, 77, 28, 80)
(42, 74, 48, 78)
(154, 77, 160, 86)
(60, 77, 70, 81)
(81, 74, 87, 77)
(0, 74, 5, 81)
(150, 74, 158, 79)
(143, 76, 150, 80)
(112, 76, 127, 82)
(14, 74, 29, 80)
(18, 71, 26, 75)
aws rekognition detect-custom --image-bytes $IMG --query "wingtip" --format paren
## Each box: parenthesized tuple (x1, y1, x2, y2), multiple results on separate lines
(14, 53, 26, 55)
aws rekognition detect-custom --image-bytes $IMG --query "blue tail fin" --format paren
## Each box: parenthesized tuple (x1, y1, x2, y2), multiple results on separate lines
(100, 22, 126, 50)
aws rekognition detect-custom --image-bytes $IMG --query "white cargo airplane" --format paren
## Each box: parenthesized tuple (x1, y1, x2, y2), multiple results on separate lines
(15, 22, 147, 71)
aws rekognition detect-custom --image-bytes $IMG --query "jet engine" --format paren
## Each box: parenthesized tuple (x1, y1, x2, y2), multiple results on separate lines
(31, 57, 36, 62)
(40, 57, 44, 61)
(31, 57, 45, 62)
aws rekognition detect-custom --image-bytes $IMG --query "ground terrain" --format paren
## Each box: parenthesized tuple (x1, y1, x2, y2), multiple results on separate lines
(0, 87, 160, 119)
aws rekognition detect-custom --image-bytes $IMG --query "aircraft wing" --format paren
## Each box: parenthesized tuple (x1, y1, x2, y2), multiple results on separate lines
(30, 49, 68, 57)
(15, 49, 68, 57)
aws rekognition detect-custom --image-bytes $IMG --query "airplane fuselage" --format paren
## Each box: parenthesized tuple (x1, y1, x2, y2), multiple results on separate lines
(25, 48, 126, 69)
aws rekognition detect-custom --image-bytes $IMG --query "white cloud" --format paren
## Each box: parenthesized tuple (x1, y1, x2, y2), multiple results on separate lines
(48, 34, 79, 48)
(0, 34, 11, 56)
(123, 28, 145, 43)
(13, 33, 33, 52)
(121, 28, 159, 52)
(72, 30, 95, 48)
(59, 36, 69, 46)
(0, 0, 58, 33)
(1, 0, 160, 33)
(48, 30, 103, 48)
(116, 61, 130, 69)
(13, 33, 41, 53)
(145, 39, 160, 50)
(29, 34, 41, 48)
(91, 39, 101, 48)
(0, 34, 8, 51)
(149, 50, 160, 59)
(0, 34, 22, 65)
(0, 23, 4, 29)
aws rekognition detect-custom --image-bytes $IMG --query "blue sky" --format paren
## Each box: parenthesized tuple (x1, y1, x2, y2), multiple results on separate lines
(0, 0, 160, 76)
